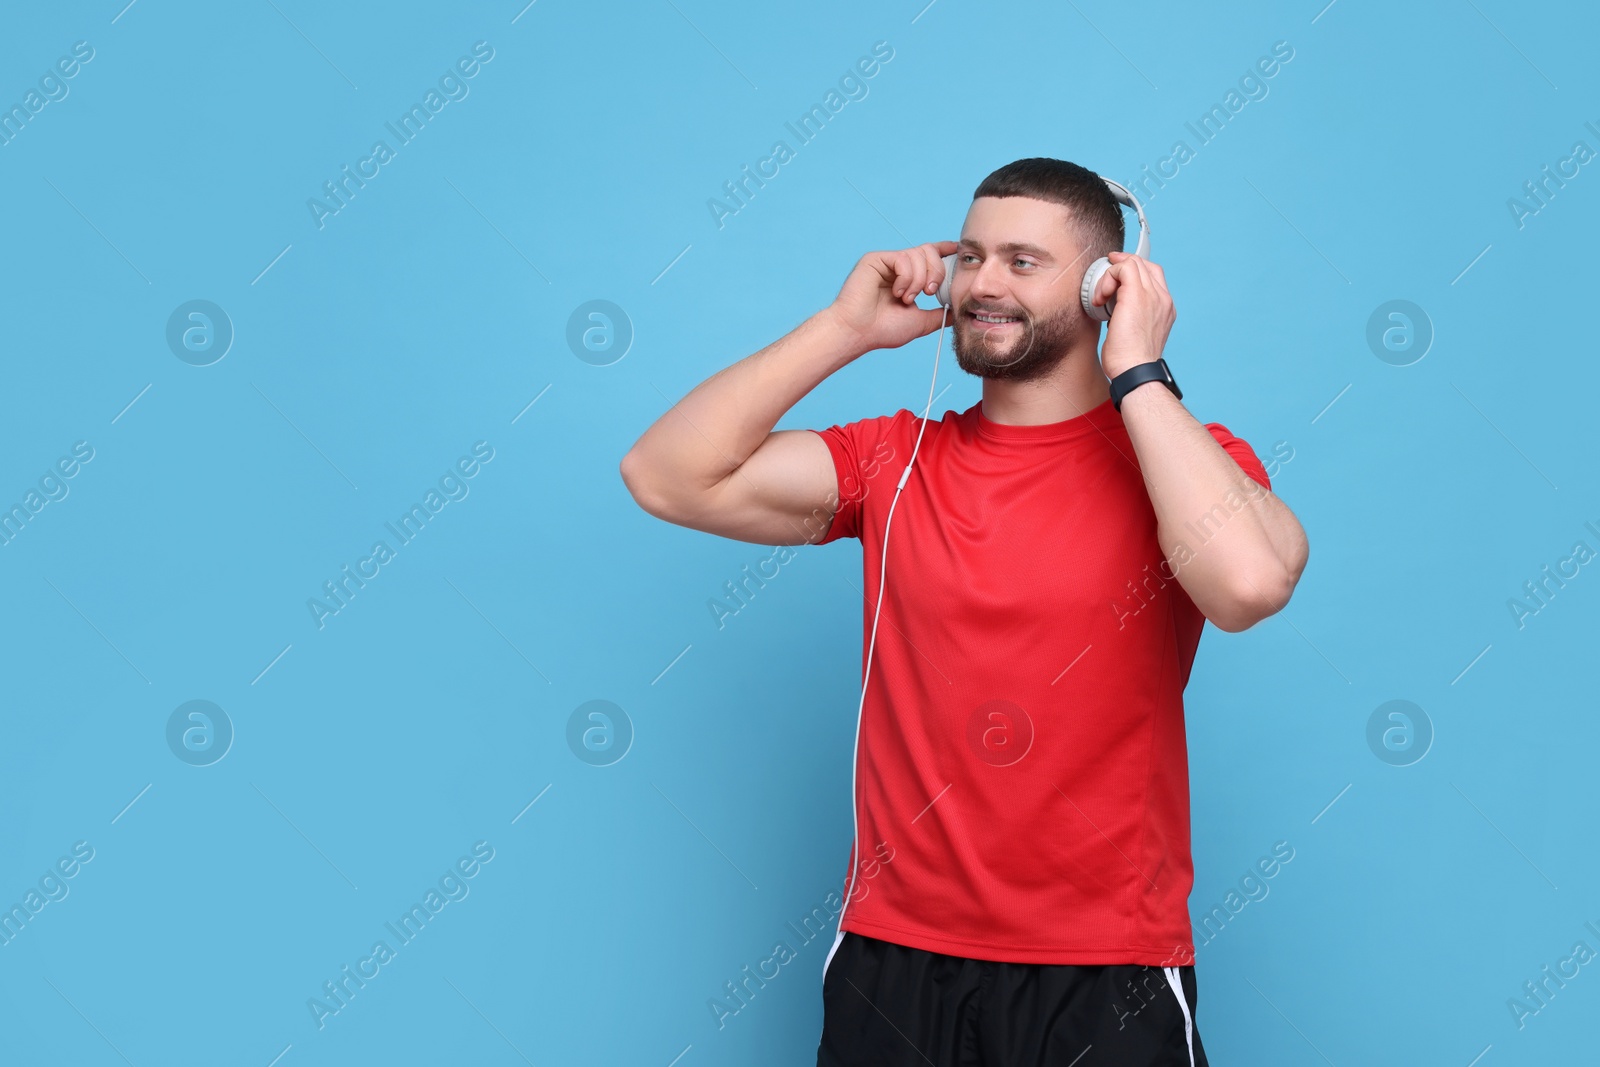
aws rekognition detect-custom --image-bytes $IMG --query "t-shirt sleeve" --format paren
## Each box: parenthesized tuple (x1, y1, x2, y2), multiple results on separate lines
(1203, 422, 1272, 492)
(805, 411, 907, 545)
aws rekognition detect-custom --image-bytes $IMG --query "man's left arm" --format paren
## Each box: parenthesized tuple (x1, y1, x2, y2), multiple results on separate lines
(1093, 251, 1310, 632)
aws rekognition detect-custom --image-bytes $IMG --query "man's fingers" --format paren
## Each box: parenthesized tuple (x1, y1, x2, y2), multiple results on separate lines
(890, 250, 915, 300)
(1096, 261, 1124, 305)
(897, 242, 955, 301)
(902, 251, 928, 304)
(1124, 256, 1148, 290)
(1105, 256, 1178, 323)
(919, 243, 946, 295)
(1111, 256, 1147, 296)
(1129, 257, 1171, 303)
(874, 242, 958, 307)
(1109, 252, 1167, 291)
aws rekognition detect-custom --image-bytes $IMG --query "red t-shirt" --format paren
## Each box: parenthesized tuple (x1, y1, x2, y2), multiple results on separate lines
(808, 396, 1271, 966)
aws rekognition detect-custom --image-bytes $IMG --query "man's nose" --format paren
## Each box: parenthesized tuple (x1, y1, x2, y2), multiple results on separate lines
(970, 259, 1007, 300)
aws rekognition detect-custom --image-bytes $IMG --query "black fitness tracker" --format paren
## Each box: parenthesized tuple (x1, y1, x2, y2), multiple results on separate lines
(1109, 358, 1181, 412)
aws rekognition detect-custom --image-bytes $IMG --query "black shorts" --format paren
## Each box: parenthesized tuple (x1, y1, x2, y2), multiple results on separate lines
(816, 931, 1209, 1067)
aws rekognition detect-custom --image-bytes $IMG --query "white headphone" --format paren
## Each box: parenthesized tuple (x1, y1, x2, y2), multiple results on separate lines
(821, 174, 1149, 985)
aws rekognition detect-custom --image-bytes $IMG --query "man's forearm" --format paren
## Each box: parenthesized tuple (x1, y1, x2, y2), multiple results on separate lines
(1118, 382, 1308, 630)
(622, 308, 862, 503)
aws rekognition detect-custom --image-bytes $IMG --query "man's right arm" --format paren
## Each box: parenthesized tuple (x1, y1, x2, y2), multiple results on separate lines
(620, 309, 862, 546)
(619, 241, 955, 546)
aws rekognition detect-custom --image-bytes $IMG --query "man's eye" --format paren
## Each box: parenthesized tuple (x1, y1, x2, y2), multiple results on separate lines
(959, 253, 978, 264)
(1014, 257, 1036, 269)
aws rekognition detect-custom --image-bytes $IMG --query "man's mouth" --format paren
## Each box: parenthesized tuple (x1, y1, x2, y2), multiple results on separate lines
(968, 310, 1022, 331)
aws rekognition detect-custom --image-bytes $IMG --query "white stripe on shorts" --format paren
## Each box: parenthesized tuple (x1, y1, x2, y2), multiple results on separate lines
(1161, 965, 1195, 1067)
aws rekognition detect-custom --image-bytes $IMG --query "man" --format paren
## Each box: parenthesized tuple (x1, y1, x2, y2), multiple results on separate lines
(620, 157, 1309, 1066)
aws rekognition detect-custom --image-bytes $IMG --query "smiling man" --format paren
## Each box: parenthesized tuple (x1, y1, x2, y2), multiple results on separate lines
(620, 157, 1309, 1066)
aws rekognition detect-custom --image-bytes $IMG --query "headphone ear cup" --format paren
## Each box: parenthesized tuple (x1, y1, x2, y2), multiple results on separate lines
(936, 253, 957, 307)
(1080, 257, 1112, 321)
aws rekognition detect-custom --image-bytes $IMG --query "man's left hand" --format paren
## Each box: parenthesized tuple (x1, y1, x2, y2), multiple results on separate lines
(1090, 251, 1177, 381)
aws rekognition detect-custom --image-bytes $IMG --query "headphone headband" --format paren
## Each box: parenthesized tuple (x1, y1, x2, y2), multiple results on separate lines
(1099, 176, 1151, 259)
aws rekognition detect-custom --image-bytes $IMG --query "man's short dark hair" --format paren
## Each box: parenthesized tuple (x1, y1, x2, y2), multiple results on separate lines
(972, 158, 1125, 266)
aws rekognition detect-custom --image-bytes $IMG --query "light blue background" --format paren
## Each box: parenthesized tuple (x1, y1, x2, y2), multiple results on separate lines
(0, 1, 1596, 1064)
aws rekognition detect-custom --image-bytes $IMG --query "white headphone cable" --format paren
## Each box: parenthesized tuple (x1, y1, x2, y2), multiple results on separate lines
(822, 298, 951, 983)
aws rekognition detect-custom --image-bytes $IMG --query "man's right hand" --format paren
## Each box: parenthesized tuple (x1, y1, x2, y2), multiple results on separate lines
(826, 240, 959, 357)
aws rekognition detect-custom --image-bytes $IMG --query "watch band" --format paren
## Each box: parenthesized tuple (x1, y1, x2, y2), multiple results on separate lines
(1109, 358, 1181, 412)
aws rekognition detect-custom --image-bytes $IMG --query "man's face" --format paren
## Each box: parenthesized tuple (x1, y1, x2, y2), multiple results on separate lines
(949, 196, 1095, 382)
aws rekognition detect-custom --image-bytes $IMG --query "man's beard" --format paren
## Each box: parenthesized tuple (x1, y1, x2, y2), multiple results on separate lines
(951, 297, 1083, 382)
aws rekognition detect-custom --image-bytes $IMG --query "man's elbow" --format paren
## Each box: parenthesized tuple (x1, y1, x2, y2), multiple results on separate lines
(1208, 565, 1298, 633)
(619, 449, 674, 521)
(621, 450, 724, 530)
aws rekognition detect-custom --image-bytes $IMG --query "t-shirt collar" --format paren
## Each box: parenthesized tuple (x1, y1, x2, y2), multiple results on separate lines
(973, 396, 1123, 443)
